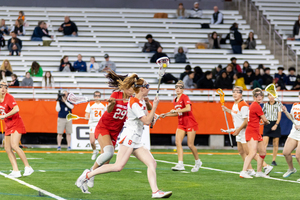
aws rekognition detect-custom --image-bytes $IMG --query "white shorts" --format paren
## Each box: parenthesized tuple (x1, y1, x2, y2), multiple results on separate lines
(236, 129, 246, 144)
(89, 123, 97, 134)
(288, 129, 300, 141)
(119, 127, 143, 149)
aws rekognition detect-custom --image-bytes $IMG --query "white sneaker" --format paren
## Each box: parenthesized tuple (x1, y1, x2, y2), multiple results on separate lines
(79, 181, 91, 194)
(23, 166, 34, 176)
(283, 168, 297, 178)
(91, 150, 99, 161)
(239, 171, 253, 178)
(171, 164, 185, 171)
(191, 161, 202, 172)
(263, 165, 273, 175)
(247, 169, 256, 176)
(256, 171, 270, 178)
(7, 171, 22, 178)
(152, 190, 172, 198)
(87, 168, 94, 188)
(75, 169, 90, 188)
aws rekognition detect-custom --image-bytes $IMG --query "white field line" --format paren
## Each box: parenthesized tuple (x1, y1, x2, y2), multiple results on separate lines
(0, 172, 66, 200)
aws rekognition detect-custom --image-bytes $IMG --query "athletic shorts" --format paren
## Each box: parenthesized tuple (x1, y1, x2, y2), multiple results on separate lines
(177, 124, 198, 132)
(118, 128, 143, 149)
(236, 129, 246, 144)
(288, 130, 300, 141)
(246, 131, 263, 142)
(57, 118, 72, 134)
(5, 118, 26, 136)
(89, 123, 97, 134)
(94, 123, 121, 147)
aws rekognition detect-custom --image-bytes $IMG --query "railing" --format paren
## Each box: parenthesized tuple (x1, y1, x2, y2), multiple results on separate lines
(234, 0, 297, 72)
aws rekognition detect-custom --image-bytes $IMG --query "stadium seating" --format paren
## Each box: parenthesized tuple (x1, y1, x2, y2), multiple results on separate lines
(0, 6, 287, 100)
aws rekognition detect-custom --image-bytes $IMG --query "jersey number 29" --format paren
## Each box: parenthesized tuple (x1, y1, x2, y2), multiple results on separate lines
(113, 108, 127, 120)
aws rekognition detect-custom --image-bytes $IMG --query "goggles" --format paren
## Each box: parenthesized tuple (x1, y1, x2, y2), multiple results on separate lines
(135, 83, 150, 89)
(233, 89, 242, 94)
(175, 85, 184, 89)
(94, 95, 101, 97)
(0, 84, 8, 89)
(254, 92, 263, 97)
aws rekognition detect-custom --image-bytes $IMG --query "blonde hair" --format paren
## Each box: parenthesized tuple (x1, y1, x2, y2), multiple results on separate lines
(252, 88, 263, 96)
(118, 73, 144, 94)
(176, 80, 185, 88)
(0, 59, 12, 72)
(233, 86, 243, 93)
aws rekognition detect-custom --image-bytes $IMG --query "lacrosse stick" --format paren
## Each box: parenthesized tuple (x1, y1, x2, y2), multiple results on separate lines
(221, 128, 236, 133)
(216, 88, 233, 148)
(67, 93, 125, 105)
(66, 113, 87, 121)
(1, 120, 3, 148)
(150, 111, 173, 128)
(265, 83, 297, 125)
(155, 57, 169, 97)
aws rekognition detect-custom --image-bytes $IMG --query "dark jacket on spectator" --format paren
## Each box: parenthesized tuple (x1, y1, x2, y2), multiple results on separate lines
(230, 27, 243, 46)
(244, 38, 256, 49)
(31, 26, 51, 39)
(11, 79, 19, 86)
(197, 76, 214, 89)
(12, 25, 24, 35)
(180, 72, 188, 80)
(174, 53, 187, 63)
(142, 39, 160, 52)
(262, 74, 273, 85)
(244, 73, 255, 85)
(275, 73, 287, 84)
(150, 53, 169, 63)
(73, 60, 87, 72)
(253, 73, 263, 81)
(215, 73, 232, 89)
(8, 37, 22, 49)
(286, 75, 297, 86)
(293, 20, 300, 37)
(60, 20, 78, 35)
(59, 61, 74, 72)
(2, 70, 12, 76)
(161, 73, 178, 84)
(291, 76, 300, 90)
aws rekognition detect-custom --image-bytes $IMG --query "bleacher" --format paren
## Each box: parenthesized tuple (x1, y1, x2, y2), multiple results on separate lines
(1, 6, 290, 100)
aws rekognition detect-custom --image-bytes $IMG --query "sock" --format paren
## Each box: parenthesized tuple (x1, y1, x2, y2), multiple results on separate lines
(93, 150, 98, 154)
(195, 159, 201, 164)
(178, 161, 183, 165)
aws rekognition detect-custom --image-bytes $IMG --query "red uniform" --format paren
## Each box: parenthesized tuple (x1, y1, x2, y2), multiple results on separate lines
(173, 94, 198, 132)
(245, 101, 263, 141)
(0, 93, 26, 136)
(94, 91, 127, 146)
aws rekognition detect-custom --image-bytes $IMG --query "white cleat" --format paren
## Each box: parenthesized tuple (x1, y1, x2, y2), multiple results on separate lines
(239, 171, 253, 178)
(91, 150, 99, 161)
(79, 181, 91, 194)
(283, 168, 297, 178)
(263, 165, 273, 175)
(171, 164, 185, 171)
(6, 171, 22, 178)
(256, 171, 270, 178)
(75, 169, 90, 188)
(247, 169, 256, 176)
(23, 166, 34, 176)
(191, 161, 202, 172)
(152, 190, 172, 198)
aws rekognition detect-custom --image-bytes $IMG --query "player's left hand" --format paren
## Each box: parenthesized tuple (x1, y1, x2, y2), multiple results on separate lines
(271, 125, 277, 131)
(170, 109, 177, 113)
(0, 115, 6, 120)
(264, 120, 270, 125)
(233, 129, 240, 136)
(144, 97, 149, 103)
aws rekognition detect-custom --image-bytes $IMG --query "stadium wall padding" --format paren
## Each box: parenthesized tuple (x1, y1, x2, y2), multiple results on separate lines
(13, 101, 294, 135)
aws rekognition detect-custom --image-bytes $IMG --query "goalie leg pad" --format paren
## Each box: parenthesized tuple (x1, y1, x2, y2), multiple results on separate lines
(96, 145, 114, 166)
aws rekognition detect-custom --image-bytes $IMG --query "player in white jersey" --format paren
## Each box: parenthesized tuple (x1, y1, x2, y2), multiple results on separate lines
(76, 74, 172, 198)
(85, 91, 106, 160)
(282, 93, 300, 180)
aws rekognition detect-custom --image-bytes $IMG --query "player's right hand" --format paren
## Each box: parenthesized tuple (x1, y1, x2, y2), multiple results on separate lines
(160, 113, 166, 118)
(108, 97, 116, 104)
(153, 97, 159, 106)
(282, 105, 287, 112)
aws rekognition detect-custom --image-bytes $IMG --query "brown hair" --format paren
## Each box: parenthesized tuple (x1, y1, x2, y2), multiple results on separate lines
(106, 70, 128, 88)
(60, 56, 68, 64)
(30, 61, 41, 75)
(252, 88, 263, 96)
(176, 3, 185, 17)
(118, 73, 144, 94)
(44, 71, 52, 86)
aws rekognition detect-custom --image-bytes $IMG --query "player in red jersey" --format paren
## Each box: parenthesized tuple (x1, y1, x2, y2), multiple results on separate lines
(0, 81, 34, 178)
(160, 80, 202, 172)
(240, 88, 270, 179)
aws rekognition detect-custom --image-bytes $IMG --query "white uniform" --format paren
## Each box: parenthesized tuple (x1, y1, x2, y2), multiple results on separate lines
(119, 97, 147, 149)
(288, 103, 300, 141)
(231, 100, 249, 144)
(85, 102, 106, 133)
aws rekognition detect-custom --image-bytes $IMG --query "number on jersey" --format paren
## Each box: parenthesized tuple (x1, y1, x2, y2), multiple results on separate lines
(294, 112, 300, 121)
(113, 108, 127, 120)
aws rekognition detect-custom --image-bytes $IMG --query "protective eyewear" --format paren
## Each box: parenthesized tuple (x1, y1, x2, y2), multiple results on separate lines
(94, 95, 101, 97)
(0, 84, 8, 89)
(254, 92, 263, 97)
(175, 85, 184, 89)
(233, 89, 242, 94)
(134, 84, 150, 89)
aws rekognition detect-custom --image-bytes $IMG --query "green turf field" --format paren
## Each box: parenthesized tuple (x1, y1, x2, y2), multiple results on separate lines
(1, 148, 300, 200)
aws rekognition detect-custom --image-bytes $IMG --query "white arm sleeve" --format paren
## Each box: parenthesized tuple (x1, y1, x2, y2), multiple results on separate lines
(241, 106, 249, 119)
(132, 103, 146, 119)
(56, 101, 61, 112)
(65, 101, 74, 109)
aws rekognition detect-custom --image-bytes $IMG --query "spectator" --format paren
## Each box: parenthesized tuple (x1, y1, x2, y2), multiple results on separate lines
(10, 19, 25, 36)
(0, 71, 6, 82)
(262, 67, 273, 85)
(223, 64, 234, 82)
(230, 57, 242, 73)
(21, 72, 33, 86)
(189, 2, 202, 19)
(161, 73, 178, 84)
(208, 32, 221, 49)
(9, 74, 19, 86)
(244, 32, 256, 49)
(0, 59, 13, 76)
(59, 56, 74, 72)
(31, 21, 53, 41)
(244, 68, 255, 85)
(150, 46, 169, 63)
(253, 68, 263, 88)
(291, 75, 300, 90)
(212, 64, 222, 79)
(17, 11, 25, 23)
(8, 32, 22, 50)
(242, 61, 251, 74)
(197, 71, 214, 89)
(174, 47, 187, 63)
(142, 34, 161, 53)
(210, 6, 223, 25)
(29, 61, 43, 77)
(0, 19, 10, 35)
(233, 73, 247, 90)
(286, 67, 296, 86)
(183, 71, 196, 88)
(275, 66, 287, 83)
(229, 23, 243, 54)
(8, 38, 21, 56)
(87, 56, 99, 72)
(215, 71, 232, 89)
(99, 54, 116, 72)
(42, 71, 55, 88)
(73, 54, 87, 72)
(293, 15, 300, 40)
(193, 66, 203, 83)
(58, 16, 78, 37)
(180, 64, 192, 80)
(176, 3, 188, 19)
(258, 64, 265, 75)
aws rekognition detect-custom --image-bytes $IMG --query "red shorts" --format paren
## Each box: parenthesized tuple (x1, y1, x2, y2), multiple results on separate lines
(5, 119, 26, 136)
(94, 123, 121, 147)
(245, 129, 263, 142)
(177, 124, 198, 132)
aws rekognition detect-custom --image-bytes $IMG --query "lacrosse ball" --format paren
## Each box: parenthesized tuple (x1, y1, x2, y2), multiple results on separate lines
(162, 63, 167, 68)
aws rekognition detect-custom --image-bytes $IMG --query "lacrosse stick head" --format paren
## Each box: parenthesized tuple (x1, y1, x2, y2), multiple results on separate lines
(67, 93, 89, 104)
(156, 57, 169, 77)
(265, 83, 278, 98)
(216, 88, 225, 105)
(66, 113, 79, 121)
